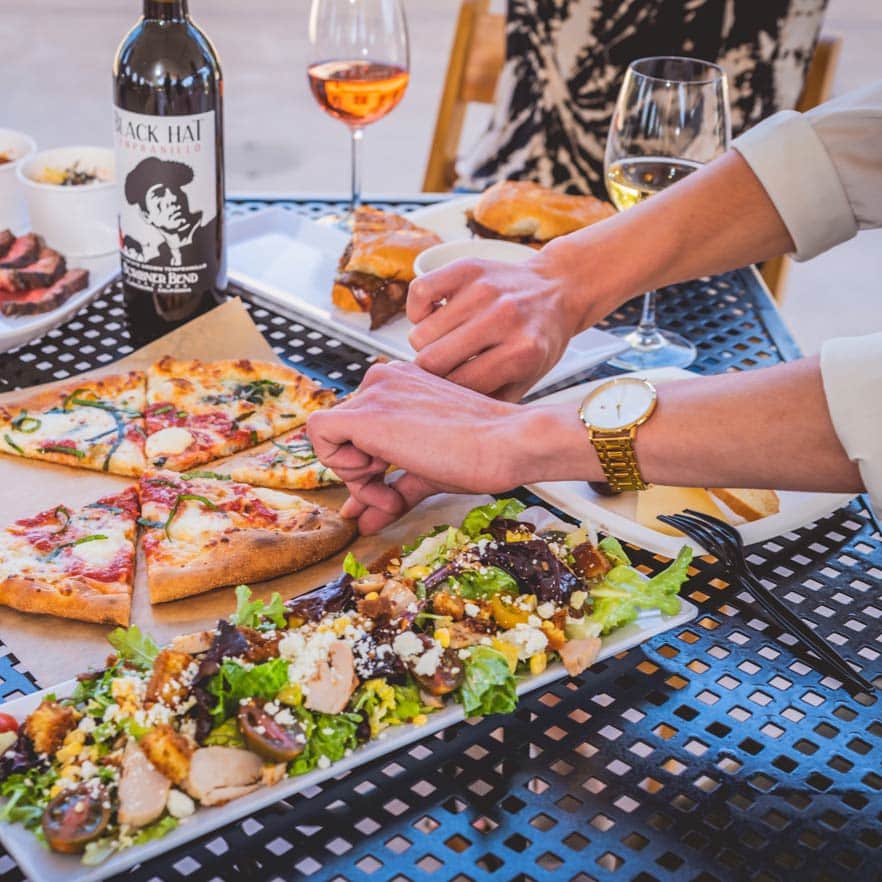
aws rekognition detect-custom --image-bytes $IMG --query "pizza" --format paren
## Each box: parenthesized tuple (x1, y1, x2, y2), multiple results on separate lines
(0, 486, 139, 625)
(0, 372, 146, 476)
(143, 357, 336, 472)
(217, 428, 343, 490)
(138, 469, 356, 603)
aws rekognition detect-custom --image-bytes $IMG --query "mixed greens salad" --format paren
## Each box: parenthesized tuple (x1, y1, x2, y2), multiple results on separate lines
(0, 499, 691, 864)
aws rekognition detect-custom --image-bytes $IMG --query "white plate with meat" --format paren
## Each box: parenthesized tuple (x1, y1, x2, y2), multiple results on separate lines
(0, 230, 118, 354)
(227, 206, 626, 397)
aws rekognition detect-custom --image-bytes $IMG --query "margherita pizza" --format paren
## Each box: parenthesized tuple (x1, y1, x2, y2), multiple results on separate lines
(0, 372, 146, 476)
(143, 357, 336, 472)
(138, 469, 356, 603)
(217, 428, 342, 490)
(0, 486, 139, 625)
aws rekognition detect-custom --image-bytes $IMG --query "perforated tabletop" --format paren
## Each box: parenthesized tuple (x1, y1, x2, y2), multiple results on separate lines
(0, 197, 879, 882)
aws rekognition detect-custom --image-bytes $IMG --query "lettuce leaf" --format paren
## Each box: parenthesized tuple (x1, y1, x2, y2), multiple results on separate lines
(206, 657, 290, 725)
(586, 545, 692, 635)
(458, 646, 518, 717)
(83, 816, 179, 866)
(288, 707, 361, 776)
(453, 565, 518, 599)
(460, 499, 525, 539)
(229, 584, 287, 630)
(204, 717, 245, 748)
(598, 535, 630, 567)
(106, 625, 160, 671)
(0, 766, 57, 829)
(352, 678, 423, 737)
(342, 551, 369, 579)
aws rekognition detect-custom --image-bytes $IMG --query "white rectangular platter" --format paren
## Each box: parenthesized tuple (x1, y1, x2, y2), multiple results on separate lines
(0, 251, 119, 355)
(527, 367, 856, 558)
(226, 205, 627, 397)
(0, 599, 696, 882)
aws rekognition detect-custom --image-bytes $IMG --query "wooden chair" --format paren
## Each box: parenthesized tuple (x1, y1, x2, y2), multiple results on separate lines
(423, 6, 842, 299)
(760, 34, 842, 300)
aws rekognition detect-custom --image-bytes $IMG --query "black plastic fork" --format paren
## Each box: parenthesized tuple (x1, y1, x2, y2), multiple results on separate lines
(658, 509, 876, 696)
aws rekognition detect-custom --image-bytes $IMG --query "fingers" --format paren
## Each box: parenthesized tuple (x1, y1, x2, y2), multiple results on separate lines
(349, 472, 440, 535)
(413, 316, 497, 378)
(444, 343, 536, 397)
(406, 260, 484, 324)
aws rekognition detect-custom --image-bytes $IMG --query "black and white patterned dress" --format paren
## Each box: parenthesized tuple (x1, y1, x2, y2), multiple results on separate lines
(456, 0, 828, 197)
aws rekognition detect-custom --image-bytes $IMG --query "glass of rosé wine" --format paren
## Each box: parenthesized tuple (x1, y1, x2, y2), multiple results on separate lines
(307, 0, 410, 229)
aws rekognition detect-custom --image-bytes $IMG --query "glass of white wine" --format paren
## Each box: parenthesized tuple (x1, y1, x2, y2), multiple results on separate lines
(604, 56, 731, 370)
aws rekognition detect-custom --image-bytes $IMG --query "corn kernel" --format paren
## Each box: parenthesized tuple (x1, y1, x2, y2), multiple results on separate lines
(570, 590, 587, 610)
(522, 594, 538, 611)
(364, 591, 379, 601)
(60, 764, 81, 781)
(529, 653, 548, 675)
(412, 714, 428, 727)
(492, 638, 519, 674)
(406, 564, 431, 581)
(333, 617, 351, 636)
(56, 730, 86, 764)
(435, 627, 450, 649)
(48, 782, 64, 799)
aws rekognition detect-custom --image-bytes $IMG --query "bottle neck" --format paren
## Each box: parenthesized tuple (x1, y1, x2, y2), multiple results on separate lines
(143, 0, 188, 21)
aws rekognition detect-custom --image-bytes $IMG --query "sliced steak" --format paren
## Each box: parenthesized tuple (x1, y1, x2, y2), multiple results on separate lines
(0, 268, 89, 317)
(0, 230, 14, 260)
(0, 234, 41, 269)
(0, 248, 66, 293)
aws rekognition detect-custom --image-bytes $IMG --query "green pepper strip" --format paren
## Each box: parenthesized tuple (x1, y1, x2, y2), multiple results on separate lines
(39, 444, 85, 459)
(234, 410, 256, 424)
(151, 404, 174, 416)
(4, 434, 23, 454)
(249, 430, 259, 446)
(86, 503, 123, 514)
(180, 470, 231, 481)
(69, 397, 141, 419)
(271, 441, 315, 461)
(52, 506, 71, 534)
(11, 414, 40, 433)
(48, 534, 108, 561)
(165, 494, 218, 540)
(144, 478, 180, 488)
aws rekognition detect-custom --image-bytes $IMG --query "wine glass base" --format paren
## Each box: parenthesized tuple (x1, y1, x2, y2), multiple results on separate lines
(606, 325, 697, 371)
(315, 210, 357, 232)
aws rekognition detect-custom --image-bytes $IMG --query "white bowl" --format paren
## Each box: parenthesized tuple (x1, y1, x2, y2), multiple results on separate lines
(0, 129, 37, 233)
(413, 238, 536, 276)
(17, 146, 118, 257)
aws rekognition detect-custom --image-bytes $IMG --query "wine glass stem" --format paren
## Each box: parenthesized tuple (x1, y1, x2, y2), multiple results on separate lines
(636, 290, 663, 347)
(349, 126, 364, 217)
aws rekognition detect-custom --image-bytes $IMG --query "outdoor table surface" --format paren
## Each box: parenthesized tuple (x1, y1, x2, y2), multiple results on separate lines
(0, 195, 880, 882)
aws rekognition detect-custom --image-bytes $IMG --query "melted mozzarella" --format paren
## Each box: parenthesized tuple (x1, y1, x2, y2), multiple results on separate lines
(168, 502, 230, 543)
(146, 427, 195, 458)
(251, 487, 308, 511)
(70, 531, 128, 568)
(27, 409, 117, 444)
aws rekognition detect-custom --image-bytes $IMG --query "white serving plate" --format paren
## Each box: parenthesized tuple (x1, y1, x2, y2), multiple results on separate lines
(527, 367, 856, 557)
(226, 205, 627, 397)
(0, 594, 696, 882)
(0, 250, 118, 355)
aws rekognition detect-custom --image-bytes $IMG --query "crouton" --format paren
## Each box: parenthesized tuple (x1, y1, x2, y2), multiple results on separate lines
(432, 592, 465, 620)
(24, 701, 76, 756)
(145, 650, 193, 707)
(140, 724, 193, 784)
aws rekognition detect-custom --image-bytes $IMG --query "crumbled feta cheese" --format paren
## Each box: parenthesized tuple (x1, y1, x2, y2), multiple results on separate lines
(317, 755, 331, 770)
(536, 602, 556, 620)
(167, 789, 196, 819)
(527, 614, 541, 627)
(392, 631, 424, 661)
(463, 602, 480, 618)
(281, 628, 340, 686)
(77, 716, 97, 734)
(498, 625, 548, 660)
(569, 590, 587, 610)
(414, 642, 444, 677)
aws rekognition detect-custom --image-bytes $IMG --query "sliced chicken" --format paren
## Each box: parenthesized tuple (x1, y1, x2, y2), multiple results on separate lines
(117, 741, 172, 828)
(305, 639, 358, 714)
(448, 620, 488, 649)
(380, 579, 418, 617)
(559, 637, 602, 676)
(185, 747, 263, 806)
(169, 629, 215, 654)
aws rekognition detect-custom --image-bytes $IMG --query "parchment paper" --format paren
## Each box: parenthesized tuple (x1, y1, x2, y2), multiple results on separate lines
(0, 298, 480, 687)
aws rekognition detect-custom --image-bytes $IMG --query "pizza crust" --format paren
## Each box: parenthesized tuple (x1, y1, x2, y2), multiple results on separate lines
(0, 575, 131, 626)
(146, 513, 357, 603)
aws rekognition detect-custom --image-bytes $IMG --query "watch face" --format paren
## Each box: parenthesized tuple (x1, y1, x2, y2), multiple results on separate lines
(581, 378, 656, 430)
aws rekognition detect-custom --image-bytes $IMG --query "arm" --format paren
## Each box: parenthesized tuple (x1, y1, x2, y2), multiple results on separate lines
(307, 359, 863, 534)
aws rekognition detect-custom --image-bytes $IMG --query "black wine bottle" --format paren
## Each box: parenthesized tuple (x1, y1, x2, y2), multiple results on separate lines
(112, 0, 226, 346)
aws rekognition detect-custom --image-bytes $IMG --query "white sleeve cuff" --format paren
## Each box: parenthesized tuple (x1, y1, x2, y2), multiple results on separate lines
(820, 333, 882, 516)
(732, 111, 858, 261)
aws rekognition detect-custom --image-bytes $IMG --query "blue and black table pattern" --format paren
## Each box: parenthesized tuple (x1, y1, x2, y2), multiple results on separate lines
(0, 196, 880, 882)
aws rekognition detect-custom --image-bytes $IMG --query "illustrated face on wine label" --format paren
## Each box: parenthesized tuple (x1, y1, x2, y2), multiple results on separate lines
(114, 107, 219, 305)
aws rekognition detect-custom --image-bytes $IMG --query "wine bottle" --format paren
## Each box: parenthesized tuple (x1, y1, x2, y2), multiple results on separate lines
(112, 0, 226, 345)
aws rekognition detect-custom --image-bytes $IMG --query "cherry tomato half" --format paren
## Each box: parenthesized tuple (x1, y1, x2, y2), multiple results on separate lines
(0, 713, 18, 734)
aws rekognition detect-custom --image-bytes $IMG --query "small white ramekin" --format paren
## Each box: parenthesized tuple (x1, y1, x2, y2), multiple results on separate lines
(17, 146, 118, 257)
(413, 238, 537, 277)
(0, 129, 37, 233)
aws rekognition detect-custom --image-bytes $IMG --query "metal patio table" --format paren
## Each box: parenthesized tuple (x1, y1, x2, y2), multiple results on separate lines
(0, 195, 880, 882)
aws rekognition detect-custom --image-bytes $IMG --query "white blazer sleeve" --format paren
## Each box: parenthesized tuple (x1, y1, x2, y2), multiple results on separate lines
(732, 79, 882, 261)
(821, 333, 882, 515)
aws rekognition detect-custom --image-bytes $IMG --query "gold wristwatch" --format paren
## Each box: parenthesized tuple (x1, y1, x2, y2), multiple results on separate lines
(578, 377, 657, 492)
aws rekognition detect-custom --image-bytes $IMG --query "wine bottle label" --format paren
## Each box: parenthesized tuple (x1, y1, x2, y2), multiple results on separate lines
(113, 107, 218, 302)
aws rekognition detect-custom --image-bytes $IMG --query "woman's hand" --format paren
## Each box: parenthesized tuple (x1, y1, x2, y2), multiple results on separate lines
(306, 361, 588, 533)
(406, 247, 598, 401)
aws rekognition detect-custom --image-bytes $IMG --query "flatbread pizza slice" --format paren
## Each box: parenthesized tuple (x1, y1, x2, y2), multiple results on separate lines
(138, 469, 356, 604)
(144, 356, 336, 471)
(215, 428, 342, 490)
(0, 486, 139, 625)
(0, 371, 146, 476)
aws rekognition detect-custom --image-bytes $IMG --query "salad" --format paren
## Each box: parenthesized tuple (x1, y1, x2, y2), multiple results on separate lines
(0, 499, 691, 865)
